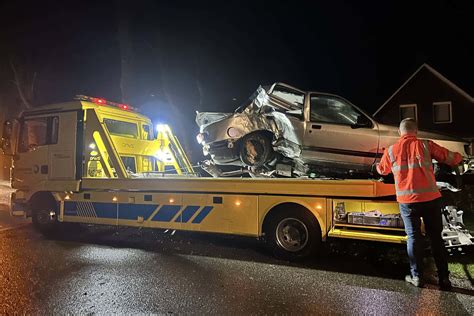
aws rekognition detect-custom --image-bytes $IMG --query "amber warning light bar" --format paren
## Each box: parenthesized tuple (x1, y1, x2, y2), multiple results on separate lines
(75, 95, 137, 112)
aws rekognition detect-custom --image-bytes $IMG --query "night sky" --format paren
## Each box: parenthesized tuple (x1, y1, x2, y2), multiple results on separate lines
(1, 0, 473, 145)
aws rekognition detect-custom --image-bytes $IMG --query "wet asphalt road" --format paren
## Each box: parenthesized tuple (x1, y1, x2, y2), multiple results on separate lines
(1, 211, 473, 315)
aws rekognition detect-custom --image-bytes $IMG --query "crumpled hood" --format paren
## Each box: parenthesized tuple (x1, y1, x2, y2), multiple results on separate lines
(195, 112, 233, 128)
(195, 86, 303, 158)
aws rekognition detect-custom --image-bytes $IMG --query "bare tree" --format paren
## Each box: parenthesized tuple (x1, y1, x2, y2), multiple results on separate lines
(194, 55, 204, 112)
(116, 0, 134, 104)
(10, 59, 35, 109)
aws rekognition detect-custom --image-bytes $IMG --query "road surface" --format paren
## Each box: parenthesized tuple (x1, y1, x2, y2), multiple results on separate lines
(0, 180, 473, 314)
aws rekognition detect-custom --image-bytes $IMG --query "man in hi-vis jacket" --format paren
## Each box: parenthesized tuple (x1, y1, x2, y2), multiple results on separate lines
(377, 118, 462, 290)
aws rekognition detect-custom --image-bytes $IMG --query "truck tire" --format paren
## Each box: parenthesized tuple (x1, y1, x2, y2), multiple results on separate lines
(32, 198, 59, 236)
(265, 206, 321, 261)
(239, 132, 274, 167)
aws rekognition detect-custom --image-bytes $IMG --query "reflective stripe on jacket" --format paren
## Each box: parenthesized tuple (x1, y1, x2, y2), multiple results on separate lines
(377, 135, 463, 203)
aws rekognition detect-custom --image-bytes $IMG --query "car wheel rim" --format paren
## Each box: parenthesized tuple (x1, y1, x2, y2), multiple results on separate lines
(275, 218, 309, 252)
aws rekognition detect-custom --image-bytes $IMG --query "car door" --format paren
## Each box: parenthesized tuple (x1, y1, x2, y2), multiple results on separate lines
(302, 93, 380, 169)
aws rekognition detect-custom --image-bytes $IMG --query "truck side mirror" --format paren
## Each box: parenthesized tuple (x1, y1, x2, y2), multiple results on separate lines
(1, 119, 18, 156)
(1, 120, 13, 155)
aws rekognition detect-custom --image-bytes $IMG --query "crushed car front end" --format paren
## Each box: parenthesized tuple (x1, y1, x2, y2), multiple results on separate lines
(197, 111, 276, 165)
(196, 85, 303, 168)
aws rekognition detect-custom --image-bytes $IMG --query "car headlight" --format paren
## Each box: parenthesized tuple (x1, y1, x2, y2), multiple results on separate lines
(227, 127, 241, 138)
(196, 133, 207, 144)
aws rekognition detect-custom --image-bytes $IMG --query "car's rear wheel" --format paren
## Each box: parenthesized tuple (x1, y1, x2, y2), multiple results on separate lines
(239, 132, 274, 167)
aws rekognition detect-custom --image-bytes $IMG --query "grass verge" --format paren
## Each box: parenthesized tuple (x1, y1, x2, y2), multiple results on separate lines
(447, 215, 473, 280)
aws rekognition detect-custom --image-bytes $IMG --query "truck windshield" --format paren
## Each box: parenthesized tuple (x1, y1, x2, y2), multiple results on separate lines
(104, 119, 138, 138)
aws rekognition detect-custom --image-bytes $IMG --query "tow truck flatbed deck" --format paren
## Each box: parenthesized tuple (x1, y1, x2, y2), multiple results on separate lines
(81, 178, 396, 198)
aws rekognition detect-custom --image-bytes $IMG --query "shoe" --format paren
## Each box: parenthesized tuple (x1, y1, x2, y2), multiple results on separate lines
(439, 277, 452, 291)
(405, 275, 424, 287)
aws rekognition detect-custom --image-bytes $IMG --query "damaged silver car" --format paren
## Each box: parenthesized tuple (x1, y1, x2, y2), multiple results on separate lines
(196, 83, 474, 178)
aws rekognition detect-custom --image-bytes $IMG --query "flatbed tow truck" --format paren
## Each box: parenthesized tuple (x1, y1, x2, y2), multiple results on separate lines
(1, 96, 472, 259)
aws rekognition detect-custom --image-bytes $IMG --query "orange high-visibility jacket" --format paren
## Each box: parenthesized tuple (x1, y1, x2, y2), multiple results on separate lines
(377, 135, 463, 203)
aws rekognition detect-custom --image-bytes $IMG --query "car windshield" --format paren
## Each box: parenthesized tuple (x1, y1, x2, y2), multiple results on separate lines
(235, 84, 304, 115)
(270, 85, 304, 109)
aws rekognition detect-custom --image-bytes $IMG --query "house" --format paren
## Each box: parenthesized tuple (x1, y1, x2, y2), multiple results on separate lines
(373, 64, 474, 141)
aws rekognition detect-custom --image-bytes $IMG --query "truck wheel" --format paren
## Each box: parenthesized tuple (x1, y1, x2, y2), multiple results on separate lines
(32, 200, 59, 236)
(239, 132, 274, 167)
(265, 207, 321, 260)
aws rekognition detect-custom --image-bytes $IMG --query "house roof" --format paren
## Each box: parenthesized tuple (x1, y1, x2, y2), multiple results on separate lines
(373, 63, 474, 116)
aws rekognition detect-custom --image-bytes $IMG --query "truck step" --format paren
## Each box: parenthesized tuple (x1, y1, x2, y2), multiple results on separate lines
(328, 228, 407, 244)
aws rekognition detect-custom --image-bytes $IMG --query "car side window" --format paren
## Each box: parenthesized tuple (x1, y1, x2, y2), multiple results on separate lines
(310, 95, 363, 125)
(19, 116, 59, 152)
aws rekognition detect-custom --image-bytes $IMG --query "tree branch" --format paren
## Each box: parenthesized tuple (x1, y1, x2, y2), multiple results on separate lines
(9, 59, 32, 109)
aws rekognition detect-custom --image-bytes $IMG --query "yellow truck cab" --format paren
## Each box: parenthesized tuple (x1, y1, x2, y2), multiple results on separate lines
(1, 96, 472, 260)
(3, 96, 193, 187)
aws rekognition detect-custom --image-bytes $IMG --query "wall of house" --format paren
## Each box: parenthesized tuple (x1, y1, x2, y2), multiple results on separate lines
(374, 68, 474, 139)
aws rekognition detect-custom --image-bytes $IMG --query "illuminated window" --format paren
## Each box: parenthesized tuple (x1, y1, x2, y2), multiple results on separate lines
(399, 104, 417, 121)
(433, 101, 452, 124)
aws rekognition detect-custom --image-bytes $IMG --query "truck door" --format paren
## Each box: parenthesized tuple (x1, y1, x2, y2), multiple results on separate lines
(14, 111, 78, 189)
(48, 111, 78, 180)
(302, 94, 379, 170)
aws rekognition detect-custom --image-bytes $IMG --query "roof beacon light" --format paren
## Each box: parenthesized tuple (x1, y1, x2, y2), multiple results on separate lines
(75, 95, 137, 112)
(94, 98, 106, 105)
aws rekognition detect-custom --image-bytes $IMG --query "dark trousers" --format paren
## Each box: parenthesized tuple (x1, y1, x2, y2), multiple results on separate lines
(399, 198, 449, 279)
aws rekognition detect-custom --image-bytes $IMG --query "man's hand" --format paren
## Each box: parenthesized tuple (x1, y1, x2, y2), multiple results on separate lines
(371, 163, 381, 177)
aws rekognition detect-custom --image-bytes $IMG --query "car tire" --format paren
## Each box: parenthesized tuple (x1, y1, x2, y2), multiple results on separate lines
(239, 132, 274, 167)
(32, 199, 59, 236)
(265, 206, 321, 261)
